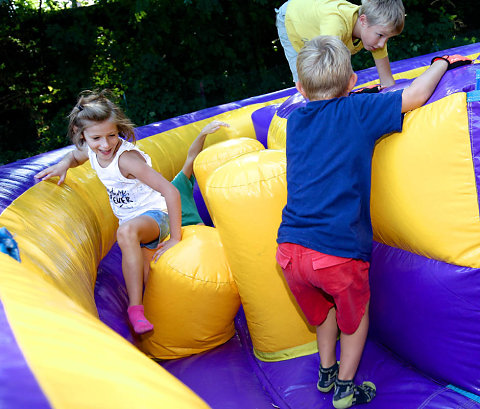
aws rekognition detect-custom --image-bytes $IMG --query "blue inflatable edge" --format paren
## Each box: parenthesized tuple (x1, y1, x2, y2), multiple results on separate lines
(468, 91, 480, 102)
(448, 385, 480, 403)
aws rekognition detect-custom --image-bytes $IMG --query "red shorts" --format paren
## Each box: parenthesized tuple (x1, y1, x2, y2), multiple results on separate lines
(276, 242, 370, 334)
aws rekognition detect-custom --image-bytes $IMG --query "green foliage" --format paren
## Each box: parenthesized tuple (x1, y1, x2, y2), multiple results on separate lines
(388, 0, 475, 61)
(0, 0, 478, 164)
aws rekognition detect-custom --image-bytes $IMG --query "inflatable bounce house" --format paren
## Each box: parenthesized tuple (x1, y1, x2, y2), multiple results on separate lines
(2, 42, 480, 409)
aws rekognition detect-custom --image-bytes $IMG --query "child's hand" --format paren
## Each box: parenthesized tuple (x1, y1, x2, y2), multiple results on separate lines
(431, 55, 472, 71)
(151, 237, 180, 262)
(350, 84, 381, 95)
(200, 120, 230, 137)
(34, 162, 70, 185)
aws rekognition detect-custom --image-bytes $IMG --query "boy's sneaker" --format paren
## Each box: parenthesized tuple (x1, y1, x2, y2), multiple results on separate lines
(317, 362, 339, 392)
(333, 379, 376, 409)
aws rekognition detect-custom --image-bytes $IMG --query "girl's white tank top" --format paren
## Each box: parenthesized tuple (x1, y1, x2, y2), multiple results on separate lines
(88, 139, 167, 224)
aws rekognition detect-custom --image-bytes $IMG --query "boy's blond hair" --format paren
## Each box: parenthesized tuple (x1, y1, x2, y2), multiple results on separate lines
(297, 36, 353, 101)
(359, 0, 405, 34)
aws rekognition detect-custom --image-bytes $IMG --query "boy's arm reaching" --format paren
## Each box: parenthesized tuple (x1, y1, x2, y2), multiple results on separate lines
(375, 56, 395, 88)
(401, 59, 449, 113)
(401, 55, 472, 113)
(181, 120, 230, 179)
(34, 148, 89, 185)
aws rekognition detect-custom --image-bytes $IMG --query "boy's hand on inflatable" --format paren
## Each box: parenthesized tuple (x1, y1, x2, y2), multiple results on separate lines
(152, 237, 180, 262)
(350, 84, 381, 95)
(431, 55, 472, 71)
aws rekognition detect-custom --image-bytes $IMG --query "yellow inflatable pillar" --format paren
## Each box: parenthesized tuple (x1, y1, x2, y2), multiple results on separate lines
(204, 149, 317, 361)
(267, 113, 287, 150)
(193, 137, 265, 223)
(140, 225, 240, 359)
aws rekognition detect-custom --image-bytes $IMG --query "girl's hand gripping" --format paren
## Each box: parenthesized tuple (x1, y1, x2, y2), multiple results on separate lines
(34, 161, 70, 185)
(151, 237, 180, 262)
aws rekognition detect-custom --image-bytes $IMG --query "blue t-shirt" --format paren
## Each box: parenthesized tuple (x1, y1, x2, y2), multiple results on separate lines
(277, 90, 403, 261)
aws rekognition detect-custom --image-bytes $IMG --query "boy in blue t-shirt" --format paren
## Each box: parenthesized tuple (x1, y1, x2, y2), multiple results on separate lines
(276, 35, 455, 408)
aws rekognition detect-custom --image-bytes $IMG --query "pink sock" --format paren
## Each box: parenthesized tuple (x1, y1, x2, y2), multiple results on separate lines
(127, 305, 154, 334)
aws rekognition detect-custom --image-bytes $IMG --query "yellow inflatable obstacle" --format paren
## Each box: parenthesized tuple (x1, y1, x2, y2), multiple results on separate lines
(141, 134, 318, 362)
(140, 225, 240, 359)
(371, 92, 480, 268)
(205, 149, 317, 361)
(194, 137, 265, 223)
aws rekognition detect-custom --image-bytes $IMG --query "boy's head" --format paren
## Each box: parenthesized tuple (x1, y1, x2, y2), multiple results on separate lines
(296, 36, 356, 101)
(359, 0, 405, 35)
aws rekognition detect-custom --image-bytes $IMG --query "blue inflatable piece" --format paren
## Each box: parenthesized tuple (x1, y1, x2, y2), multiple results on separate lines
(0, 227, 20, 262)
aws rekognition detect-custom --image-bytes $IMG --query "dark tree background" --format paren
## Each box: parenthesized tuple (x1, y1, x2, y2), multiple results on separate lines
(0, 0, 478, 164)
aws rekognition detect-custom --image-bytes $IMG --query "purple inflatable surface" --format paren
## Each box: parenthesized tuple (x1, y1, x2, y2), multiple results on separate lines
(370, 242, 480, 396)
(162, 307, 480, 409)
(0, 301, 51, 409)
(251, 103, 281, 148)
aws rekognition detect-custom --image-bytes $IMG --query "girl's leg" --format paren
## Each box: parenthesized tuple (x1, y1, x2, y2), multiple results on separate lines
(117, 215, 159, 334)
(142, 247, 155, 285)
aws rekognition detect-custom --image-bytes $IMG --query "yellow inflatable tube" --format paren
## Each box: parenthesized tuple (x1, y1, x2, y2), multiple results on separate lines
(0, 252, 210, 409)
(205, 150, 317, 361)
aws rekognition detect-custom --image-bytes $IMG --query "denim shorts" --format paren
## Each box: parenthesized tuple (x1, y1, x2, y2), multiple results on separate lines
(275, 1, 298, 83)
(140, 210, 170, 250)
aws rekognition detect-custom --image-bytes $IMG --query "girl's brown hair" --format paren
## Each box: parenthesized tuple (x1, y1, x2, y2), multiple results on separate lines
(68, 89, 135, 148)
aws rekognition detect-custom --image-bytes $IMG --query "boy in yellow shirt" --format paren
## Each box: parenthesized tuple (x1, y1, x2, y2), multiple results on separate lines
(275, 0, 405, 88)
